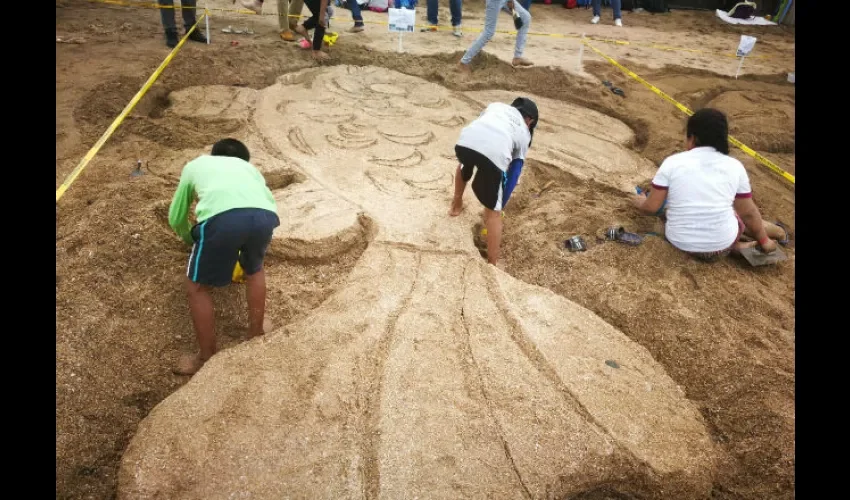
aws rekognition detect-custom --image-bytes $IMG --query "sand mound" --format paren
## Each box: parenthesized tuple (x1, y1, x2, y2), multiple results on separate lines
(706, 90, 795, 154)
(117, 66, 716, 499)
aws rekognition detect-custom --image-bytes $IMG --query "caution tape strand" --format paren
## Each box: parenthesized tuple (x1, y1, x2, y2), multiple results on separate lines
(582, 40, 794, 185)
(56, 10, 209, 203)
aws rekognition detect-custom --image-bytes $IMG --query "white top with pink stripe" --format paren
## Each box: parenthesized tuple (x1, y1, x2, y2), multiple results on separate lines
(651, 146, 753, 253)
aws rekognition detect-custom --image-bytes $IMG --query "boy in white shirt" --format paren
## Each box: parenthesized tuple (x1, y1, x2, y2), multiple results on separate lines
(449, 97, 538, 266)
(631, 108, 787, 262)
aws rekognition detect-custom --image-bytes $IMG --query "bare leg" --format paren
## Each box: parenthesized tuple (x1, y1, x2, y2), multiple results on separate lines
(743, 220, 786, 241)
(449, 164, 466, 216)
(245, 269, 267, 339)
(175, 278, 217, 375)
(483, 208, 503, 265)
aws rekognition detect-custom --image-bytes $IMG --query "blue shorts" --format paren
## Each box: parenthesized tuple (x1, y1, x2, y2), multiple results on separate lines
(186, 208, 280, 287)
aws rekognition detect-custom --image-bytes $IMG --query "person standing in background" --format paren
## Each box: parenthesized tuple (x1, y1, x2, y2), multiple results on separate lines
(294, 0, 332, 60)
(347, 0, 367, 33)
(158, 0, 208, 48)
(422, 0, 463, 37)
(591, 0, 623, 26)
(457, 0, 532, 73)
(278, 0, 306, 41)
(232, 1, 305, 40)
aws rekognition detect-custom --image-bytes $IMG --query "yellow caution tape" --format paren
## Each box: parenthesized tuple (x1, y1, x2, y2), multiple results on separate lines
(56, 10, 209, 203)
(582, 40, 794, 185)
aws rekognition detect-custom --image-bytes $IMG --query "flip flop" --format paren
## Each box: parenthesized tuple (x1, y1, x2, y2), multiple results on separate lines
(605, 226, 643, 246)
(602, 80, 613, 88)
(565, 235, 587, 252)
(611, 87, 625, 97)
(775, 221, 790, 246)
(222, 25, 234, 33)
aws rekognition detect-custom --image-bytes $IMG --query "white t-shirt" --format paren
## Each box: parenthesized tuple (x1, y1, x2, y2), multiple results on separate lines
(651, 146, 753, 253)
(456, 102, 531, 172)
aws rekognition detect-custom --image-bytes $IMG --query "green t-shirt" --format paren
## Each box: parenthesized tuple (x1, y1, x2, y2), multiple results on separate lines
(168, 155, 278, 245)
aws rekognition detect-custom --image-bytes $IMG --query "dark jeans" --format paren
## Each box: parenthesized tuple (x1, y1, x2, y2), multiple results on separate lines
(427, 0, 462, 26)
(519, 0, 530, 11)
(593, 0, 621, 18)
(302, 0, 328, 50)
(158, 0, 197, 31)
(349, 0, 364, 27)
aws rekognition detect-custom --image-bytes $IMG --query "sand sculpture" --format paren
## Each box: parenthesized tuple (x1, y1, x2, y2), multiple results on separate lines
(118, 66, 716, 499)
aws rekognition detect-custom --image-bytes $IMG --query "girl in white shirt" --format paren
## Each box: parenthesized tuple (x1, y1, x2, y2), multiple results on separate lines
(631, 108, 787, 262)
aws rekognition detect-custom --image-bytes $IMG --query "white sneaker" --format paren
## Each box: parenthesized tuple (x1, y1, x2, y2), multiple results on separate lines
(591, 16, 600, 24)
(614, 18, 623, 27)
(453, 25, 462, 37)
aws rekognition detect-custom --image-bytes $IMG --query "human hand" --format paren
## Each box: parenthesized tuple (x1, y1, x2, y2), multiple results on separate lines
(507, 1, 515, 11)
(629, 192, 647, 209)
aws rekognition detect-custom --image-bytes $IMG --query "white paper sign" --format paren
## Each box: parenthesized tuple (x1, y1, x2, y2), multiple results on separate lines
(388, 8, 415, 33)
(736, 35, 757, 57)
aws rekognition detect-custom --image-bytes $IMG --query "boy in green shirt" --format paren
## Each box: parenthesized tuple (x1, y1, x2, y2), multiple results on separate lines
(168, 138, 281, 375)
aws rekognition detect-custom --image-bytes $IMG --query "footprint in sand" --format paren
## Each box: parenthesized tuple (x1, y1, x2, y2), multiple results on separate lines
(118, 66, 716, 500)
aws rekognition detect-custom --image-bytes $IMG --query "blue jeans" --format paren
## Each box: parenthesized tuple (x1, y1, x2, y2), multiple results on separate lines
(427, 0, 462, 27)
(158, 0, 197, 31)
(349, 0, 364, 26)
(461, 0, 530, 64)
(593, 0, 621, 19)
(519, 0, 530, 11)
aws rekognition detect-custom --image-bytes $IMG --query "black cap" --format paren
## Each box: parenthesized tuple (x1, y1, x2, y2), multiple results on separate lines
(511, 97, 538, 146)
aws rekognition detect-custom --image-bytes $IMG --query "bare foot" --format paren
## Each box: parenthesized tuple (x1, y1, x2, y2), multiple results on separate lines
(448, 200, 464, 216)
(294, 25, 309, 39)
(262, 317, 274, 334)
(731, 240, 758, 254)
(512, 57, 534, 67)
(312, 50, 330, 61)
(173, 353, 206, 376)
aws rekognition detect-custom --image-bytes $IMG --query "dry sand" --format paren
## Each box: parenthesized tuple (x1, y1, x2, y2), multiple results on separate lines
(117, 66, 715, 499)
(56, 1, 794, 499)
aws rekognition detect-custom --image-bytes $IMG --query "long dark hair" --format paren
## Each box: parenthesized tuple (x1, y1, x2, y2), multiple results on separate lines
(686, 108, 730, 155)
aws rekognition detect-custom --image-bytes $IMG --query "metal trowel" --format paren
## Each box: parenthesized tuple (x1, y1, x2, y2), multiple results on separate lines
(739, 246, 787, 267)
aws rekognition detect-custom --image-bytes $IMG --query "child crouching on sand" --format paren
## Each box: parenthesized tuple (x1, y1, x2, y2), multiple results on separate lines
(168, 138, 281, 375)
(449, 97, 538, 266)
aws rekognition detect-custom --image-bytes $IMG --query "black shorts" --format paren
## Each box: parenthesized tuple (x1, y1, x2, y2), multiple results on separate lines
(455, 145, 508, 211)
(187, 208, 281, 287)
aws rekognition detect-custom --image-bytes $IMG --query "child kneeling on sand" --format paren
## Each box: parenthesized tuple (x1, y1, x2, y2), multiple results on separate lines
(168, 138, 281, 375)
(449, 97, 538, 266)
(630, 108, 786, 262)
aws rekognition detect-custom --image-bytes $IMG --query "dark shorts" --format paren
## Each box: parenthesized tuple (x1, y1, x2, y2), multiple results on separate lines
(456, 145, 514, 211)
(187, 208, 281, 287)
